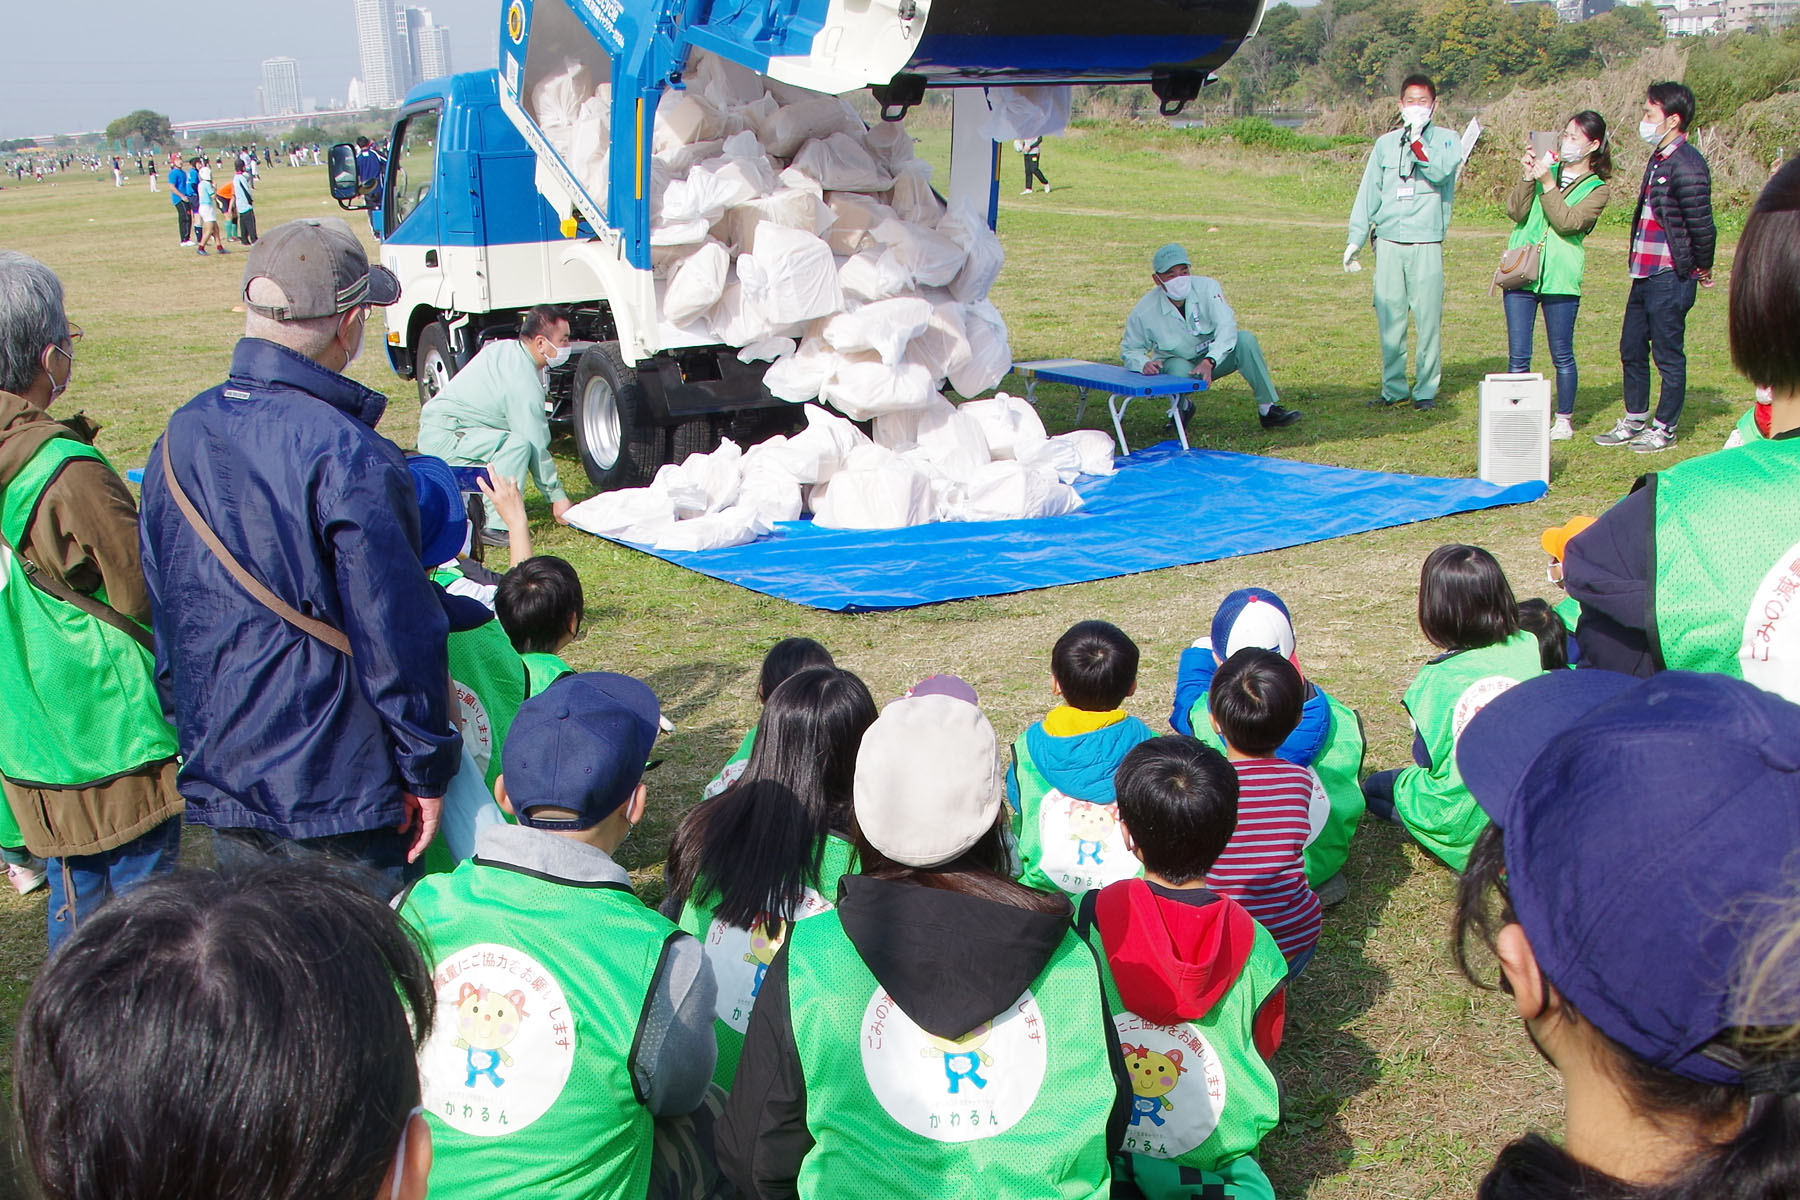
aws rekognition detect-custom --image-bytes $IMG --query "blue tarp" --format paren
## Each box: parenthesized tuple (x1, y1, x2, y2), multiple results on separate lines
(590, 444, 1548, 612)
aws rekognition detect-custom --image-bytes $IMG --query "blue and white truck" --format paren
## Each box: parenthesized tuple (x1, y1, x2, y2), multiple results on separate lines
(332, 0, 1265, 489)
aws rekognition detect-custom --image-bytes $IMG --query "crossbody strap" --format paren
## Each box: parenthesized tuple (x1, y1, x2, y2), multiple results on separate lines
(159, 436, 353, 656)
(2, 525, 156, 654)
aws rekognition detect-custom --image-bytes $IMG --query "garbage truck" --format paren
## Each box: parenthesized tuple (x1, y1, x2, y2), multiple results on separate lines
(331, 0, 1267, 490)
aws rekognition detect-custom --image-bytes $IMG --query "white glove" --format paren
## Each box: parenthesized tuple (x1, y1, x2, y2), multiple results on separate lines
(1342, 244, 1362, 273)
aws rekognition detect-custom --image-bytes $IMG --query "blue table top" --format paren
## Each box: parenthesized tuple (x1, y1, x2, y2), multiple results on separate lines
(1013, 358, 1209, 397)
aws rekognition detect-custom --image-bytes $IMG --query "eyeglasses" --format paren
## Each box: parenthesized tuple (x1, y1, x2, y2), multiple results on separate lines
(66, 322, 83, 345)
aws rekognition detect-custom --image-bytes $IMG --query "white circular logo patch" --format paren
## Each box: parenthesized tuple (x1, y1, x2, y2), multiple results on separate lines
(1740, 543, 1800, 703)
(1035, 791, 1140, 894)
(1450, 676, 1524, 744)
(705, 887, 836, 1033)
(1114, 1013, 1228, 1159)
(420, 942, 576, 1137)
(1302, 767, 1330, 849)
(859, 987, 1048, 1142)
(451, 678, 495, 776)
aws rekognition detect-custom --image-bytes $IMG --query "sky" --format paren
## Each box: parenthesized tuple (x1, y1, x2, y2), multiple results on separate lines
(2, 0, 502, 140)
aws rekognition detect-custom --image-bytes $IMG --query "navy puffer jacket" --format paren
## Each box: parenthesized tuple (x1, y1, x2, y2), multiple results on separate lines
(1632, 139, 1715, 281)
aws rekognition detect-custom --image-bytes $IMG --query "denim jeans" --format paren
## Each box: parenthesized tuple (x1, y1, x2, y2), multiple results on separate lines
(1619, 271, 1698, 431)
(1504, 290, 1581, 415)
(45, 817, 183, 950)
(211, 824, 412, 898)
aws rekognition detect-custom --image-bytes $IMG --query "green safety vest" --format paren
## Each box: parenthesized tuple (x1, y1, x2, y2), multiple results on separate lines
(432, 566, 528, 792)
(1185, 689, 1366, 887)
(1391, 631, 1543, 872)
(784, 906, 1117, 1200)
(1554, 595, 1582, 634)
(1505, 168, 1607, 296)
(1012, 733, 1145, 898)
(1080, 898, 1284, 1200)
(523, 651, 575, 697)
(1727, 405, 1765, 449)
(402, 858, 680, 1200)
(702, 725, 757, 800)
(0, 437, 178, 790)
(676, 834, 857, 1090)
(1652, 436, 1800, 701)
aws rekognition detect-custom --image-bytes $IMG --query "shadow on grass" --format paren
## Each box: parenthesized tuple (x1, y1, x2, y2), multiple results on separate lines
(619, 660, 747, 879)
(1262, 820, 1414, 1192)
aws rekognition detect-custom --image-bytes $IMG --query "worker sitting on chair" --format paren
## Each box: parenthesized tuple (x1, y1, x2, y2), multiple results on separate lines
(1121, 244, 1301, 430)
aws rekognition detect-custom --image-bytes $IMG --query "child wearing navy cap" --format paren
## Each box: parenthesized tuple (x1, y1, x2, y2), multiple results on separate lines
(400, 673, 721, 1200)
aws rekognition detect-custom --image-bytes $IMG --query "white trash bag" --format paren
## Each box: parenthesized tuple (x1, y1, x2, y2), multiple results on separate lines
(955, 460, 1084, 522)
(957, 392, 1047, 460)
(762, 335, 840, 404)
(738, 225, 845, 326)
(663, 239, 730, 326)
(820, 355, 936, 421)
(652, 505, 774, 553)
(822, 297, 933, 365)
(949, 301, 1014, 398)
(791, 132, 894, 193)
(810, 445, 937, 530)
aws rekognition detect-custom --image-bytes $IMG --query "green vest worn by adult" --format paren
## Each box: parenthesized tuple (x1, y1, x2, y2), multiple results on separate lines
(1391, 630, 1542, 871)
(1012, 737, 1144, 899)
(676, 833, 857, 1090)
(0, 437, 178, 793)
(432, 565, 528, 792)
(1081, 904, 1285, 1200)
(403, 859, 679, 1200)
(523, 651, 575, 697)
(1653, 436, 1800, 702)
(1506, 168, 1607, 296)
(783, 909, 1116, 1200)
(1185, 689, 1367, 887)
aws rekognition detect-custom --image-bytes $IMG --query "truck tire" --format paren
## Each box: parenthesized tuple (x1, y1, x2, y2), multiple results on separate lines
(574, 342, 659, 491)
(670, 417, 719, 463)
(416, 322, 456, 406)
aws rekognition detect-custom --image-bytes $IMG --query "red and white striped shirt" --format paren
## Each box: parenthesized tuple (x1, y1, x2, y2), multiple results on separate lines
(1205, 758, 1323, 962)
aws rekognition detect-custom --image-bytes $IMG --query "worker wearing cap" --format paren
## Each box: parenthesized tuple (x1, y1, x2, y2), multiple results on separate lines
(140, 218, 461, 889)
(1121, 243, 1301, 430)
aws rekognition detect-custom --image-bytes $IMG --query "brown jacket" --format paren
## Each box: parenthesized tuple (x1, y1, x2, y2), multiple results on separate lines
(0, 390, 182, 857)
(1505, 171, 1612, 237)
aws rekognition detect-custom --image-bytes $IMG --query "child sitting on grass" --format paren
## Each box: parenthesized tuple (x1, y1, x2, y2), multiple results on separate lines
(1007, 620, 1156, 897)
(1540, 516, 1594, 667)
(702, 636, 835, 800)
(496, 555, 584, 696)
(1361, 544, 1543, 872)
(1204, 649, 1322, 973)
(1079, 735, 1287, 1200)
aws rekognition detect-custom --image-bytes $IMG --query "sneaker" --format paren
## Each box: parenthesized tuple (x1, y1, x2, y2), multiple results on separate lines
(1413, 398, 1437, 411)
(1550, 414, 1573, 441)
(7, 856, 47, 895)
(1316, 871, 1350, 908)
(179, 239, 193, 247)
(1593, 416, 1647, 446)
(1042, 184, 1051, 193)
(196, 247, 208, 256)
(1020, 189, 1033, 195)
(1630, 424, 1677, 453)
(1259, 404, 1302, 428)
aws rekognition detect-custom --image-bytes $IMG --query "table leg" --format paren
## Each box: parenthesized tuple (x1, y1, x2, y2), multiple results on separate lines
(1023, 375, 1038, 405)
(1169, 396, 1191, 451)
(1072, 388, 1090, 426)
(1109, 393, 1131, 456)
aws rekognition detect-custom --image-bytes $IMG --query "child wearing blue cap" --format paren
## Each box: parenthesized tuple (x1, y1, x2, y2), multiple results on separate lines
(400, 673, 721, 1200)
(1455, 669, 1800, 1198)
(1171, 587, 1366, 900)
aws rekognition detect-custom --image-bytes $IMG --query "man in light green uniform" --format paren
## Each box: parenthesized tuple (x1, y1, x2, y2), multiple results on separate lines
(1345, 75, 1463, 411)
(418, 305, 574, 540)
(1121, 244, 1301, 429)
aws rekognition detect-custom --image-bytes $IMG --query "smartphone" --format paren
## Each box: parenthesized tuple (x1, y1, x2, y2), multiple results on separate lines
(1530, 131, 1559, 161)
(450, 466, 492, 493)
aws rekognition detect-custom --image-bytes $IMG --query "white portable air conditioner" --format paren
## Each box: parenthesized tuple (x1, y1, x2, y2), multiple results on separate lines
(1478, 373, 1552, 487)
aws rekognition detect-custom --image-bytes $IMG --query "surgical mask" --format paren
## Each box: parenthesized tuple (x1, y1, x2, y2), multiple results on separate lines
(45, 343, 73, 404)
(1400, 104, 1432, 129)
(1160, 275, 1193, 301)
(1638, 118, 1666, 146)
(543, 341, 571, 369)
(1559, 138, 1591, 164)
(344, 319, 365, 368)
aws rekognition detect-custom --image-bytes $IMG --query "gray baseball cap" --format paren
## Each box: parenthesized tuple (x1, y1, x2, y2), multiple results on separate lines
(241, 218, 401, 320)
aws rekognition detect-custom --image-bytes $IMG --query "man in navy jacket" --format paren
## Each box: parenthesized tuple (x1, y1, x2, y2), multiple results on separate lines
(140, 219, 461, 888)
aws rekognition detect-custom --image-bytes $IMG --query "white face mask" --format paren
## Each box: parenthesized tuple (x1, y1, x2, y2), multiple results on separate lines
(1160, 275, 1193, 301)
(1559, 138, 1592, 164)
(1639, 117, 1666, 146)
(543, 341, 571, 368)
(1400, 104, 1432, 129)
(343, 314, 365, 368)
(45, 343, 73, 404)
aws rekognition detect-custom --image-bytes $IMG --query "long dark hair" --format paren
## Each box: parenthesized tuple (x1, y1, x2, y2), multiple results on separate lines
(13, 861, 434, 1200)
(1455, 825, 1800, 1200)
(852, 809, 1070, 917)
(663, 666, 876, 928)
(1569, 110, 1612, 181)
(1418, 544, 1522, 652)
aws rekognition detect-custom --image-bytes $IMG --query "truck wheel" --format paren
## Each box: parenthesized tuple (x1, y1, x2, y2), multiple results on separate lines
(416, 323, 455, 406)
(574, 342, 659, 490)
(670, 417, 719, 463)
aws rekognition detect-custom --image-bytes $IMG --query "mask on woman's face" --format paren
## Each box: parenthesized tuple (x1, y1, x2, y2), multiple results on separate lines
(1160, 274, 1193, 301)
(1559, 138, 1591, 164)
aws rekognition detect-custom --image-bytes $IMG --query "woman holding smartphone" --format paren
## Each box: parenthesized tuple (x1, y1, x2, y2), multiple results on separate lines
(1504, 112, 1613, 441)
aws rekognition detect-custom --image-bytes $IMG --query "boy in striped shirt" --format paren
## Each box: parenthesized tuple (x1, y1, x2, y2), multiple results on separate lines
(1203, 648, 1323, 975)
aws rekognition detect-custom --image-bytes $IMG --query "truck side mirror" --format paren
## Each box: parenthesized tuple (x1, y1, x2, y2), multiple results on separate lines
(328, 143, 367, 207)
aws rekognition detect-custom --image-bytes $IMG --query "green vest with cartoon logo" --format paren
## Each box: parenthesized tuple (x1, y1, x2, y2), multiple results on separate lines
(431, 565, 528, 792)
(1082, 902, 1285, 1200)
(784, 908, 1116, 1200)
(1652, 437, 1800, 702)
(676, 833, 856, 1090)
(0, 437, 178, 792)
(1391, 631, 1543, 872)
(402, 860, 678, 1200)
(1012, 733, 1146, 899)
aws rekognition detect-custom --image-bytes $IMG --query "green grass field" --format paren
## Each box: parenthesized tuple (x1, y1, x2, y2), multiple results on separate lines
(0, 129, 1749, 1195)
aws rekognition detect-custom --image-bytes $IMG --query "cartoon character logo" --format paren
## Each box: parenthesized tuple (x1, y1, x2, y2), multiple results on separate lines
(743, 917, 789, 999)
(1122, 1043, 1186, 1127)
(454, 982, 528, 1088)
(919, 1023, 994, 1094)
(1066, 800, 1120, 867)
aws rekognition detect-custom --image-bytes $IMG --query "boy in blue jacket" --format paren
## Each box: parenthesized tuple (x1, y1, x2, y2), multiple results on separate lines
(1007, 620, 1156, 897)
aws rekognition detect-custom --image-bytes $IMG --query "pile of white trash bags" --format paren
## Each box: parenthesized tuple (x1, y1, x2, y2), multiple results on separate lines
(538, 52, 1110, 548)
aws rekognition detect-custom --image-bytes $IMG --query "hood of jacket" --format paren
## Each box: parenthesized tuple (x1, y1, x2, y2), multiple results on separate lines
(1024, 714, 1156, 804)
(836, 873, 1073, 1040)
(1094, 877, 1257, 1026)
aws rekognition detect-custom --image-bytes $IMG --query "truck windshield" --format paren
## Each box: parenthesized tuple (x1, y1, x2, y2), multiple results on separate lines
(387, 106, 441, 234)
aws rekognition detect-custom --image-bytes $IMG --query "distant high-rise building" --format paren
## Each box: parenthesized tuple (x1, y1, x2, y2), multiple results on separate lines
(401, 6, 430, 89)
(354, 0, 405, 108)
(347, 77, 368, 110)
(416, 24, 453, 79)
(262, 56, 303, 116)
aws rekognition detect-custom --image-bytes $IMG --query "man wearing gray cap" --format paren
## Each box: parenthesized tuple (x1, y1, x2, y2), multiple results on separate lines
(140, 218, 462, 889)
